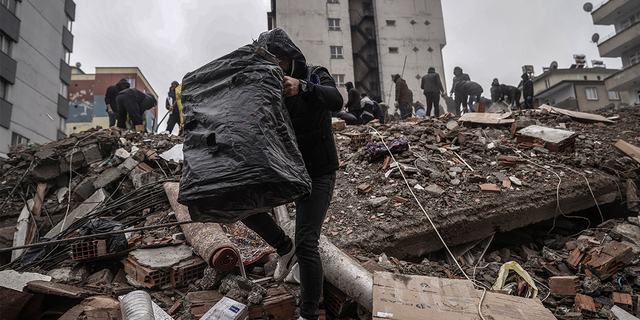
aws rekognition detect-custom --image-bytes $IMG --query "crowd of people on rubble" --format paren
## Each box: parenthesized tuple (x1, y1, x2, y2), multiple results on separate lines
(333, 65, 535, 125)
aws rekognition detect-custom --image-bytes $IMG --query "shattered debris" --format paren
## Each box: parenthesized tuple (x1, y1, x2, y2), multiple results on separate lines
(0, 104, 639, 319)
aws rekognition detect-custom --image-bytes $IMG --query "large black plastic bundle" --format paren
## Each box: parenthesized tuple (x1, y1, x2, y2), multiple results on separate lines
(177, 43, 311, 223)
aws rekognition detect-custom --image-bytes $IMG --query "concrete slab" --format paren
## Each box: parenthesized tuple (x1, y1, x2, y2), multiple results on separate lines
(0, 270, 52, 291)
(129, 244, 193, 269)
(93, 167, 124, 189)
(45, 188, 109, 238)
(517, 125, 575, 144)
(81, 144, 103, 165)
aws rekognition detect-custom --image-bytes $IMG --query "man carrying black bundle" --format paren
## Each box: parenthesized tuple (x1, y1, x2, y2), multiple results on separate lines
(116, 88, 157, 132)
(241, 28, 343, 320)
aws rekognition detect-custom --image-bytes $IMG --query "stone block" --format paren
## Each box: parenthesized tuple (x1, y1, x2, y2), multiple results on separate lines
(45, 189, 109, 238)
(81, 144, 103, 165)
(93, 167, 124, 189)
(73, 177, 96, 200)
(129, 167, 162, 189)
(118, 157, 139, 173)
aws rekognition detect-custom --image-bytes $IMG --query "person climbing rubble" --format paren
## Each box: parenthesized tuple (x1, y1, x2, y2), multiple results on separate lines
(499, 83, 522, 109)
(116, 87, 157, 132)
(454, 80, 483, 114)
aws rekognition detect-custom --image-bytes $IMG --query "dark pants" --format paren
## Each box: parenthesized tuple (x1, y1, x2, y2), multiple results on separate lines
(348, 109, 363, 125)
(425, 92, 440, 117)
(523, 96, 533, 109)
(454, 94, 468, 114)
(511, 91, 522, 109)
(242, 172, 336, 320)
(166, 114, 180, 133)
(398, 102, 410, 120)
(108, 112, 118, 127)
(116, 95, 143, 129)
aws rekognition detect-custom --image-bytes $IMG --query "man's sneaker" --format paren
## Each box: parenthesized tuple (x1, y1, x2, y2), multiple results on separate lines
(273, 242, 297, 282)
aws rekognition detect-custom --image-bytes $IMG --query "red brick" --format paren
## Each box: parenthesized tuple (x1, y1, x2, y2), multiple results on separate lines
(611, 292, 633, 313)
(583, 241, 633, 279)
(567, 248, 584, 269)
(392, 196, 408, 203)
(479, 183, 501, 193)
(549, 276, 581, 296)
(565, 241, 577, 251)
(137, 162, 154, 172)
(71, 240, 107, 260)
(323, 281, 356, 318)
(574, 294, 597, 317)
(357, 184, 373, 195)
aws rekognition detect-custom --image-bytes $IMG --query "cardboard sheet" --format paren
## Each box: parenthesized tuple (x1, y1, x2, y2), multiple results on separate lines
(459, 111, 514, 124)
(372, 272, 555, 320)
(539, 104, 614, 123)
(614, 140, 640, 164)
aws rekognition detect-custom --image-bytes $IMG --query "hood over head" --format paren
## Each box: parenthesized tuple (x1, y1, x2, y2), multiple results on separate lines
(257, 28, 306, 64)
(521, 72, 529, 80)
(428, 67, 436, 73)
(392, 74, 401, 82)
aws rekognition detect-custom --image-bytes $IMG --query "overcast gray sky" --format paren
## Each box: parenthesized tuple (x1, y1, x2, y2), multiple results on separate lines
(71, 0, 619, 131)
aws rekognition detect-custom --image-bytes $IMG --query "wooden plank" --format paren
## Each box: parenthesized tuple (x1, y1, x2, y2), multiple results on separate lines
(614, 140, 640, 164)
(539, 104, 614, 123)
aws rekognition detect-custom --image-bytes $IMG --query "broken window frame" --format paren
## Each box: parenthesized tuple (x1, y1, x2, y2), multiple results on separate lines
(585, 87, 598, 100)
(328, 18, 341, 31)
(330, 46, 343, 59)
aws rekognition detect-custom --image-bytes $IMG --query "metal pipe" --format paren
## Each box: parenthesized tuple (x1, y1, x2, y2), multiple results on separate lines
(273, 206, 374, 311)
(120, 290, 155, 320)
(0, 220, 198, 253)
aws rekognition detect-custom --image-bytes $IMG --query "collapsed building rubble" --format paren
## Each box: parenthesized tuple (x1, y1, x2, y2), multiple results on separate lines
(0, 104, 638, 319)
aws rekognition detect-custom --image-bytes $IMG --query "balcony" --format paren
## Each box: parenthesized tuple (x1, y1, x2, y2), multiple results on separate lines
(604, 61, 640, 91)
(591, 0, 638, 25)
(597, 21, 640, 57)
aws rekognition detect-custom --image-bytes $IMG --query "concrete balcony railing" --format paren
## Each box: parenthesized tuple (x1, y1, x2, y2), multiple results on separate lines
(591, 0, 637, 25)
(597, 22, 640, 57)
(604, 61, 640, 91)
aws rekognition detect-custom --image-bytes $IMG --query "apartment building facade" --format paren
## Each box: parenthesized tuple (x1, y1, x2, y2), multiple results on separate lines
(0, 0, 76, 159)
(532, 67, 630, 112)
(67, 66, 159, 134)
(591, 0, 640, 104)
(267, 0, 447, 104)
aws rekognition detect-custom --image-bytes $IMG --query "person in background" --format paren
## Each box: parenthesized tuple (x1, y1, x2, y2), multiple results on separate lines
(393, 74, 412, 120)
(490, 78, 502, 103)
(413, 101, 426, 117)
(449, 66, 471, 114)
(499, 84, 522, 109)
(241, 27, 343, 320)
(454, 80, 483, 114)
(520, 73, 534, 109)
(166, 81, 182, 133)
(116, 87, 157, 132)
(420, 67, 444, 117)
(360, 92, 375, 124)
(104, 79, 130, 127)
(174, 82, 184, 135)
(344, 82, 362, 124)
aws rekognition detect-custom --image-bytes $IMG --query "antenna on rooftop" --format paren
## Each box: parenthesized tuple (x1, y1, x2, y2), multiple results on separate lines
(591, 33, 600, 43)
(583, 2, 593, 12)
(550, 61, 558, 70)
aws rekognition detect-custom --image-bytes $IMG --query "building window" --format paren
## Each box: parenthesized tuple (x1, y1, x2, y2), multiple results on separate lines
(386, 20, 396, 26)
(0, 80, 7, 100)
(389, 47, 398, 53)
(583, 76, 588, 80)
(0, 33, 12, 56)
(60, 82, 68, 97)
(608, 91, 620, 100)
(63, 48, 71, 64)
(620, 12, 639, 30)
(11, 132, 29, 146)
(328, 19, 340, 31)
(327, 0, 339, 3)
(1, 0, 17, 14)
(585, 87, 598, 100)
(544, 79, 550, 88)
(630, 51, 640, 65)
(330, 46, 343, 59)
(333, 74, 345, 87)
(597, 76, 601, 80)
(66, 15, 73, 32)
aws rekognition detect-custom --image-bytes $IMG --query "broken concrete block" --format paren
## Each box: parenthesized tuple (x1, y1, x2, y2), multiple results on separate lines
(0, 270, 52, 292)
(73, 177, 96, 200)
(45, 188, 109, 238)
(425, 184, 444, 196)
(610, 305, 638, 320)
(93, 167, 124, 189)
(573, 293, 597, 317)
(129, 167, 162, 189)
(130, 244, 194, 269)
(516, 125, 577, 153)
(118, 157, 139, 173)
(509, 176, 522, 186)
(31, 159, 61, 181)
(114, 148, 130, 159)
(47, 267, 73, 282)
(369, 197, 388, 208)
(357, 184, 373, 194)
(81, 144, 103, 165)
(86, 269, 114, 286)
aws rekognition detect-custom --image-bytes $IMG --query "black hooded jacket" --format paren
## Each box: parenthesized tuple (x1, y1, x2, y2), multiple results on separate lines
(521, 74, 534, 99)
(257, 28, 343, 178)
(420, 70, 444, 94)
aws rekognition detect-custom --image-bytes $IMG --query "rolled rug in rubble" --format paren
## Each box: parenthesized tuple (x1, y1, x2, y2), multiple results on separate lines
(164, 182, 239, 271)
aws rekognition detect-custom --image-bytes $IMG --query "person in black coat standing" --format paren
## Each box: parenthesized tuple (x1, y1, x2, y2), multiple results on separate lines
(420, 67, 444, 117)
(490, 78, 501, 103)
(104, 79, 130, 127)
(520, 73, 534, 109)
(344, 82, 362, 124)
(241, 28, 343, 320)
